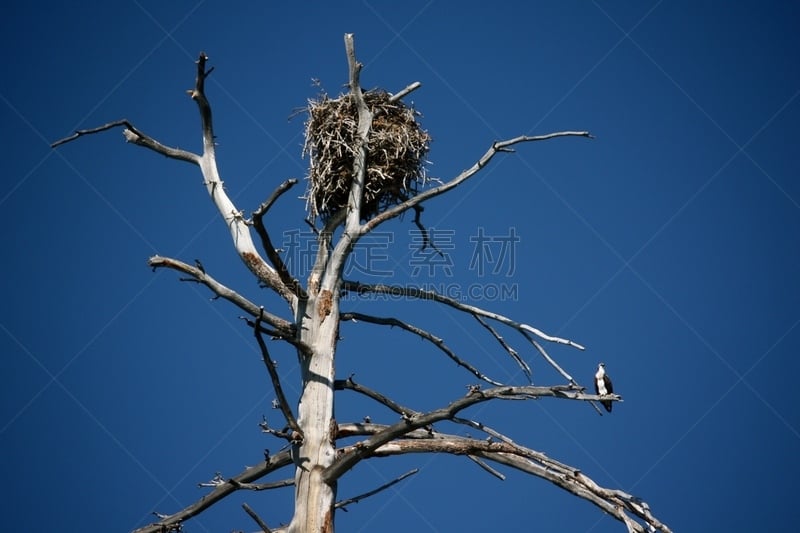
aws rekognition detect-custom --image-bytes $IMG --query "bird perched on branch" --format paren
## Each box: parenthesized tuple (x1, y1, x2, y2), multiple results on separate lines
(594, 362, 614, 413)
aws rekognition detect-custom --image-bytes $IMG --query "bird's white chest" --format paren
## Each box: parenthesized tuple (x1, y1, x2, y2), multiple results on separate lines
(595, 371, 608, 395)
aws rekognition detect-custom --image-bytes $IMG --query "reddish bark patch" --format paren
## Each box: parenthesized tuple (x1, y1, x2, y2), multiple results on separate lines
(323, 506, 334, 533)
(318, 289, 333, 321)
(241, 251, 267, 278)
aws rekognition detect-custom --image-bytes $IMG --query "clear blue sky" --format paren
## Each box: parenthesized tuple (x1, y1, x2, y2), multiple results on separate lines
(2, 2, 798, 532)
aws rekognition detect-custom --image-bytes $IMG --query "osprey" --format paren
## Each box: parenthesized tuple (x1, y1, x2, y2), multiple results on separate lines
(594, 363, 614, 412)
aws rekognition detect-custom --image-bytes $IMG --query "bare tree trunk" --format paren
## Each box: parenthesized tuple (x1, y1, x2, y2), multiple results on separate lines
(289, 290, 339, 533)
(51, 34, 673, 533)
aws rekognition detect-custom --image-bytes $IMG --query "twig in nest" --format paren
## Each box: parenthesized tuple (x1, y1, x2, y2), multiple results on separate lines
(302, 89, 431, 222)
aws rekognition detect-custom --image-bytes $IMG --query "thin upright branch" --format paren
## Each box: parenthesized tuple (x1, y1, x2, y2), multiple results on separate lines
(254, 311, 303, 440)
(252, 178, 306, 299)
(343, 33, 372, 233)
(53, 54, 292, 302)
(318, 34, 375, 293)
(188, 52, 216, 156)
(185, 53, 289, 300)
(340, 312, 505, 386)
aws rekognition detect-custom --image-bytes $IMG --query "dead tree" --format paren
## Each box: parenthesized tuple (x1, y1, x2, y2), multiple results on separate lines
(53, 34, 670, 533)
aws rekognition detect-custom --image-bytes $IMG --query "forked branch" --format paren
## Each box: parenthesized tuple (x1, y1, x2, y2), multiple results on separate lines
(342, 280, 583, 381)
(340, 312, 504, 386)
(252, 178, 306, 299)
(343, 280, 582, 349)
(132, 450, 293, 533)
(361, 131, 593, 235)
(333, 420, 667, 532)
(53, 53, 293, 302)
(51, 119, 200, 164)
(324, 383, 621, 483)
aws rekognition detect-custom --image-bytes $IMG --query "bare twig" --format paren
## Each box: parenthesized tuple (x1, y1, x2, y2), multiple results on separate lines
(52, 119, 200, 164)
(332, 422, 668, 532)
(473, 314, 531, 380)
(54, 54, 291, 301)
(411, 204, 444, 256)
(232, 478, 294, 491)
(242, 502, 272, 533)
(132, 450, 293, 533)
(466, 455, 505, 480)
(361, 132, 593, 235)
(342, 280, 583, 383)
(388, 81, 422, 103)
(186, 53, 290, 299)
(252, 178, 306, 299)
(323, 384, 619, 483)
(254, 311, 303, 441)
(363, 438, 667, 533)
(334, 374, 419, 418)
(148, 255, 293, 334)
(335, 469, 419, 510)
(340, 312, 504, 386)
(343, 280, 583, 349)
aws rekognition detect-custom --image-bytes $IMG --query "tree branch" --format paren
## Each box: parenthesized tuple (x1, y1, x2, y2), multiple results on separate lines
(242, 503, 272, 533)
(51, 119, 201, 164)
(340, 311, 505, 386)
(335, 469, 419, 511)
(473, 314, 531, 380)
(318, 35, 375, 292)
(343, 33, 372, 232)
(334, 375, 419, 418)
(342, 280, 585, 383)
(53, 55, 292, 302)
(361, 131, 593, 234)
(232, 478, 294, 491)
(148, 255, 294, 335)
(252, 179, 307, 299)
(334, 425, 668, 533)
(324, 384, 620, 483)
(388, 81, 422, 103)
(343, 280, 583, 349)
(185, 53, 291, 301)
(132, 450, 293, 533)
(254, 311, 303, 441)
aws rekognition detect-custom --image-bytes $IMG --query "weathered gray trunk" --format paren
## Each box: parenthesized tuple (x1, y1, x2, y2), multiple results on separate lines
(288, 287, 339, 533)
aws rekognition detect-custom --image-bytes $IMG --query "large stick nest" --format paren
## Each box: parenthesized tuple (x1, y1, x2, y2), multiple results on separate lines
(303, 90, 431, 222)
